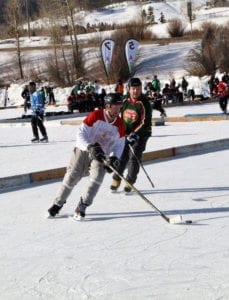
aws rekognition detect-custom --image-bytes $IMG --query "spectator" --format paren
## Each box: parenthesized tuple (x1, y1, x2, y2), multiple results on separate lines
(181, 77, 189, 93)
(76, 90, 87, 113)
(148, 90, 167, 117)
(97, 88, 107, 108)
(72, 80, 83, 96)
(175, 84, 184, 104)
(214, 77, 229, 114)
(45, 86, 56, 105)
(93, 80, 100, 95)
(115, 79, 124, 95)
(151, 75, 161, 92)
(39, 87, 46, 104)
(170, 78, 176, 90)
(208, 75, 217, 98)
(162, 83, 172, 105)
(222, 72, 229, 84)
(21, 85, 31, 113)
(186, 89, 195, 102)
(84, 81, 95, 95)
(170, 78, 177, 103)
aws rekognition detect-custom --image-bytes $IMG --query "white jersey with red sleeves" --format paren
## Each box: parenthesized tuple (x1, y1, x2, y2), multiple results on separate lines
(75, 109, 126, 158)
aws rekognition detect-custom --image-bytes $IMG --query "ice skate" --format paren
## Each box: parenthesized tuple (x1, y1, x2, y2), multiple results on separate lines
(47, 204, 62, 218)
(31, 137, 39, 143)
(40, 136, 48, 143)
(73, 198, 87, 221)
(110, 179, 121, 192)
(124, 183, 132, 194)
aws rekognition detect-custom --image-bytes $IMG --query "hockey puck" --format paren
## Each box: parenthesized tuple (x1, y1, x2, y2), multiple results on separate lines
(185, 220, 192, 224)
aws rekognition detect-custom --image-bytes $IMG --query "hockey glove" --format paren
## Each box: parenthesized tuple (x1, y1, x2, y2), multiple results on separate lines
(87, 143, 105, 162)
(126, 132, 139, 145)
(104, 156, 120, 173)
(35, 109, 41, 116)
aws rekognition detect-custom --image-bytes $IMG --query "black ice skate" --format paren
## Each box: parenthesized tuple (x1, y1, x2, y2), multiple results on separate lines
(40, 136, 48, 143)
(124, 183, 132, 194)
(73, 198, 88, 221)
(31, 137, 39, 143)
(47, 204, 63, 217)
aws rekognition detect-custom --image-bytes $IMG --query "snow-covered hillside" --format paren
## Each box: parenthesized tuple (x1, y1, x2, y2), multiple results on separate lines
(0, 0, 229, 105)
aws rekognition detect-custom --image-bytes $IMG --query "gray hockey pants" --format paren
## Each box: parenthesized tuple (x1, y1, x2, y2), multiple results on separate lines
(54, 147, 106, 207)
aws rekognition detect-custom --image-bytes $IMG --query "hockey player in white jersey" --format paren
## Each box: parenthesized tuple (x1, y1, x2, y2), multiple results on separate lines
(47, 93, 126, 220)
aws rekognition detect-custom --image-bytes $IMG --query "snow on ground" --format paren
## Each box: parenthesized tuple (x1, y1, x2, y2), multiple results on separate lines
(0, 2, 229, 298)
(0, 101, 228, 178)
(0, 102, 229, 299)
(137, 41, 200, 80)
(1, 0, 229, 101)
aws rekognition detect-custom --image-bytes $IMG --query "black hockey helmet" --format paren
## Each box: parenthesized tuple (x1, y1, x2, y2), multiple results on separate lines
(29, 81, 36, 86)
(104, 93, 123, 106)
(128, 77, 142, 87)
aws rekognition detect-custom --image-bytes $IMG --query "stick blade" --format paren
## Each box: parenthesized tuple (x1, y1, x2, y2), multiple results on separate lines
(169, 215, 182, 224)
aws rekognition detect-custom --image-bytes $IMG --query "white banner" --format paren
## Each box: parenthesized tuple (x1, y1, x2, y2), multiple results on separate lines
(125, 39, 139, 75)
(101, 39, 115, 77)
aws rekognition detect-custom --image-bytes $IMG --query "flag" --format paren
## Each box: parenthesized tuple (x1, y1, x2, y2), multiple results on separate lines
(101, 39, 115, 77)
(125, 39, 139, 75)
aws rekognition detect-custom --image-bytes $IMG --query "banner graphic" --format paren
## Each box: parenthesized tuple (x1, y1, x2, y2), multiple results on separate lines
(101, 39, 115, 77)
(125, 39, 139, 75)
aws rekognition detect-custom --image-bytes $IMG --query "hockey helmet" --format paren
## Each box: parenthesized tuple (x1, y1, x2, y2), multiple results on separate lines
(128, 77, 142, 87)
(104, 93, 123, 106)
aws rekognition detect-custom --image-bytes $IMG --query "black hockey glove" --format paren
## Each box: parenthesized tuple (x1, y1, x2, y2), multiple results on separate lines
(35, 109, 41, 116)
(104, 156, 120, 173)
(87, 143, 105, 162)
(126, 132, 139, 145)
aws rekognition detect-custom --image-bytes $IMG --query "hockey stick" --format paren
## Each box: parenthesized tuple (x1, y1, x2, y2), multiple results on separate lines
(128, 144, 155, 188)
(103, 159, 183, 224)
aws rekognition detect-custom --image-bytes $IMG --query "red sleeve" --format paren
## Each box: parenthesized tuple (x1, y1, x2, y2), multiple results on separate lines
(83, 109, 104, 127)
(115, 117, 126, 137)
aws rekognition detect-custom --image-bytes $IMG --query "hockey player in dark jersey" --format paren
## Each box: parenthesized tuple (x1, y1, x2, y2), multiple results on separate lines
(110, 77, 152, 193)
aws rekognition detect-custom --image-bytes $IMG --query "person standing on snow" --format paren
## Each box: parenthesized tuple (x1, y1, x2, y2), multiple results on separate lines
(181, 77, 189, 94)
(214, 77, 229, 114)
(29, 81, 48, 143)
(110, 77, 152, 193)
(47, 93, 126, 220)
(208, 75, 217, 98)
(151, 75, 161, 93)
(147, 89, 167, 117)
(21, 85, 31, 113)
(115, 79, 124, 95)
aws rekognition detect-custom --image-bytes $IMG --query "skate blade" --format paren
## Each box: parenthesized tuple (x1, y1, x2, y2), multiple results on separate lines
(72, 214, 85, 222)
(169, 215, 182, 224)
(124, 191, 133, 195)
(46, 212, 55, 219)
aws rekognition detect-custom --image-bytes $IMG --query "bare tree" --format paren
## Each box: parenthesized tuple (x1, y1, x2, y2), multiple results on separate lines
(39, 0, 72, 84)
(39, 0, 85, 83)
(61, 0, 84, 78)
(25, 0, 31, 38)
(5, 0, 24, 79)
(186, 22, 229, 76)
